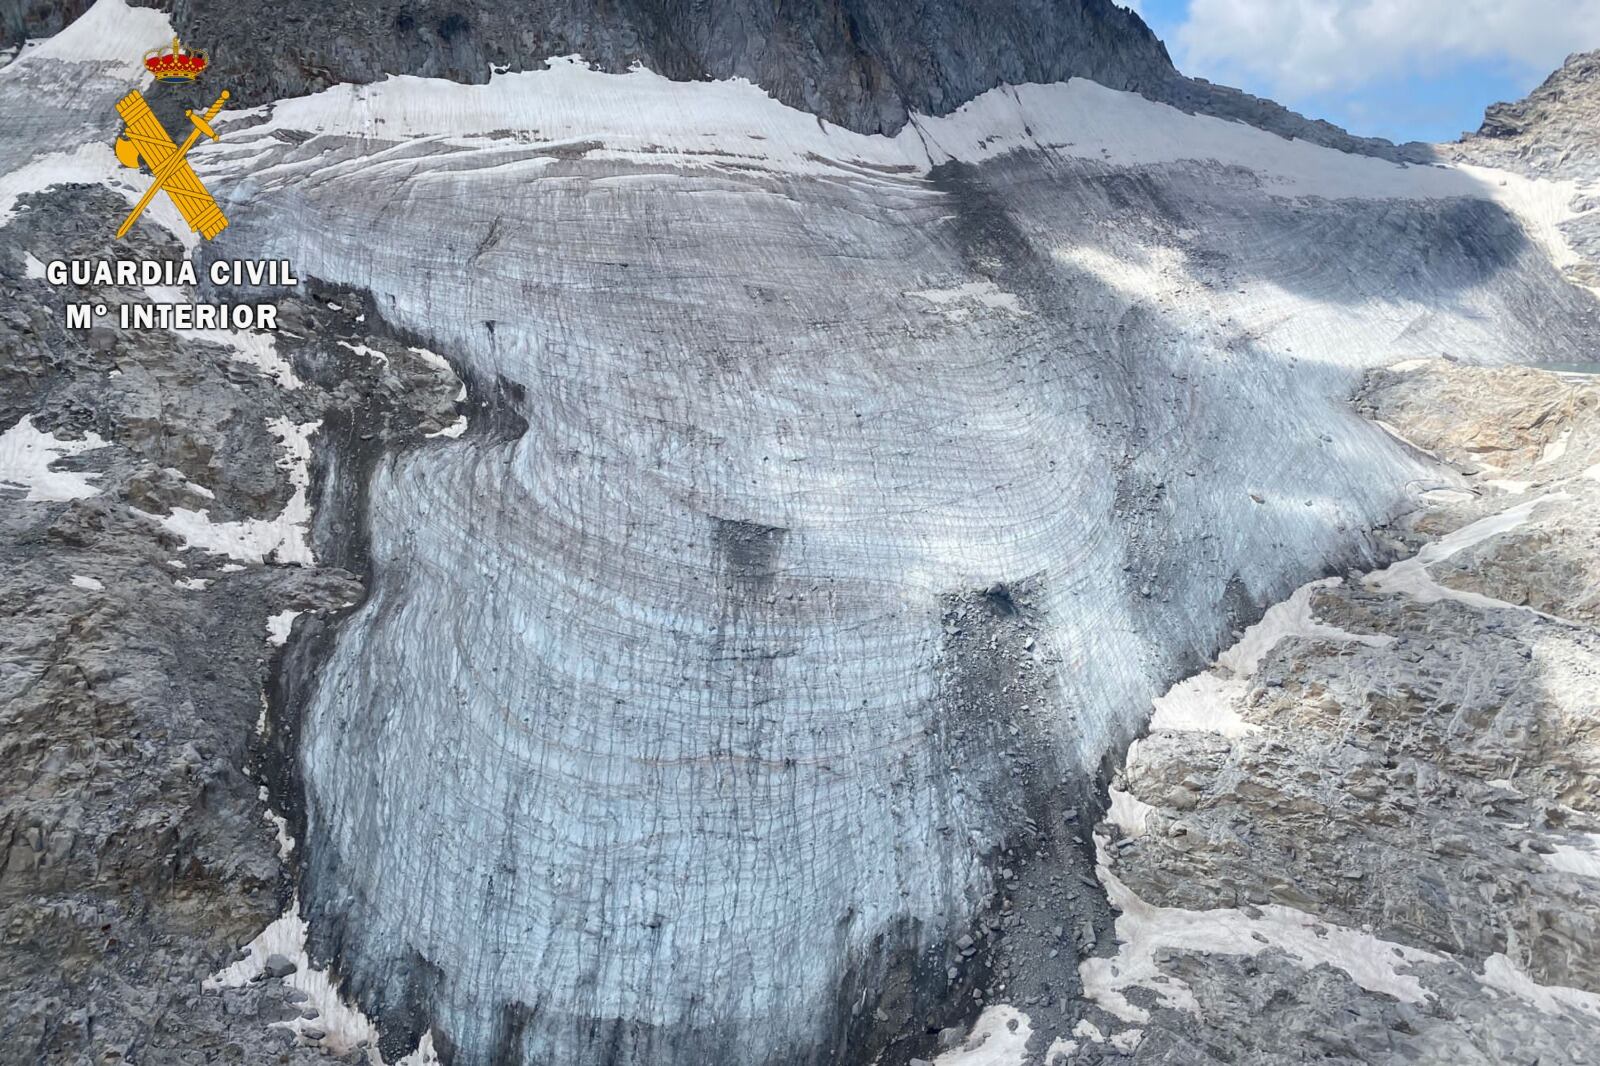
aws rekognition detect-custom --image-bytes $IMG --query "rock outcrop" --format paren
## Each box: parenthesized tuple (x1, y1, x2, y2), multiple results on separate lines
(65, 0, 1425, 159)
(1076, 359, 1600, 1064)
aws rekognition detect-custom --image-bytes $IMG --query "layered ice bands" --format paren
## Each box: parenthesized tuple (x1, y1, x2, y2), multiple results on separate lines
(182, 61, 1598, 1065)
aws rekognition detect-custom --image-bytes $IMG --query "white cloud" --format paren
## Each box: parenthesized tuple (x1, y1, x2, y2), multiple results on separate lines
(1177, 0, 1600, 96)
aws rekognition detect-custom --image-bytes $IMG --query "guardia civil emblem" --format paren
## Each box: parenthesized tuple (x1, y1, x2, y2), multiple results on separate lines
(113, 38, 230, 241)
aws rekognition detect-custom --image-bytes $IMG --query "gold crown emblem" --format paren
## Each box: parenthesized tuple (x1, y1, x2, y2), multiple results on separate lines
(143, 37, 209, 83)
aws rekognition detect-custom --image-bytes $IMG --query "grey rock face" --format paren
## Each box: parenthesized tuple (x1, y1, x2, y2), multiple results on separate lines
(0, 184, 463, 1064)
(1460, 50, 1600, 182)
(1086, 359, 1600, 1065)
(134, 0, 1427, 160)
(1449, 51, 1600, 292)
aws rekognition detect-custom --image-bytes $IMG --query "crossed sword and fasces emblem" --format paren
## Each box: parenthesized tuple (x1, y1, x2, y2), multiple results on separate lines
(113, 88, 231, 240)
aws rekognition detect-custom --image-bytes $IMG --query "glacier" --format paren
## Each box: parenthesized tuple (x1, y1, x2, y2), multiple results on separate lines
(199, 60, 1595, 1066)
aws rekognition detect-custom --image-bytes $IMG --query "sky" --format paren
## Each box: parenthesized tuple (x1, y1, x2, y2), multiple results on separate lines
(1123, 0, 1600, 144)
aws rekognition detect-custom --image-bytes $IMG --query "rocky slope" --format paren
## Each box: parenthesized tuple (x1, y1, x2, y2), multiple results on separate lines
(1449, 49, 1600, 294)
(1, 3, 1599, 1066)
(1065, 358, 1600, 1065)
(0, 181, 468, 1064)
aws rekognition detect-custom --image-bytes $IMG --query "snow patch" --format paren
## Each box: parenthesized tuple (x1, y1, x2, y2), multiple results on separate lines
(907, 281, 1028, 320)
(139, 419, 317, 565)
(1219, 577, 1392, 676)
(213, 58, 1488, 205)
(1478, 954, 1600, 1020)
(0, 143, 194, 245)
(257, 785, 295, 862)
(1081, 857, 1439, 1025)
(339, 339, 390, 365)
(1149, 671, 1254, 737)
(426, 415, 468, 439)
(204, 896, 378, 1055)
(70, 574, 104, 590)
(2, 0, 170, 67)
(1543, 833, 1600, 880)
(1106, 786, 1157, 839)
(933, 1004, 1033, 1066)
(267, 608, 302, 647)
(1365, 493, 1569, 611)
(409, 345, 467, 400)
(1536, 429, 1571, 466)
(145, 285, 302, 388)
(205, 893, 441, 1064)
(0, 416, 109, 501)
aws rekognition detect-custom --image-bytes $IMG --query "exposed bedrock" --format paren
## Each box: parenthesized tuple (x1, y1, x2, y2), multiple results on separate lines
(168, 72, 1600, 1065)
(115, 0, 1425, 159)
(0, 183, 466, 1063)
(1081, 360, 1600, 1064)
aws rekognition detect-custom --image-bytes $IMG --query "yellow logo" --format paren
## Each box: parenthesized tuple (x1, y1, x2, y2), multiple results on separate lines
(113, 38, 230, 241)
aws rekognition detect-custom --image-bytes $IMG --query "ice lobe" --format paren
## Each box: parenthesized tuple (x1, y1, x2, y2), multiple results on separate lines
(202, 59, 1600, 1066)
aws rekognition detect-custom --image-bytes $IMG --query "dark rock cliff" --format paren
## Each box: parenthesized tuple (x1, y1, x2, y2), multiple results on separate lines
(3, 0, 1430, 159)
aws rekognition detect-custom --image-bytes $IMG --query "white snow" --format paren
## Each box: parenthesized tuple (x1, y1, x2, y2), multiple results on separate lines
(425, 415, 468, 439)
(1148, 577, 1390, 738)
(204, 896, 380, 1056)
(0, 416, 108, 501)
(339, 340, 390, 365)
(1081, 856, 1440, 1025)
(907, 281, 1028, 320)
(70, 574, 104, 590)
(144, 285, 302, 388)
(2, 0, 169, 67)
(1544, 833, 1600, 880)
(213, 58, 1495, 207)
(1372, 418, 1441, 460)
(1479, 953, 1600, 1021)
(267, 608, 302, 646)
(1454, 163, 1600, 301)
(21, 251, 45, 278)
(0, 142, 193, 245)
(1364, 493, 1569, 611)
(405, 346, 468, 401)
(933, 1004, 1033, 1066)
(1219, 578, 1390, 676)
(1148, 670, 1255, 737)
(205, 892, 442, 1064)
(175, 576, 211, 590)
(257, 785, 295, 861)
(1537, 429, 1572, 466)
(165, 466, 215, 499)
(1105, 786, 1158, 838)
(139, 419, 318, 565)
(1044, 1035, 1078, 1063)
